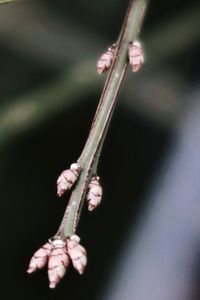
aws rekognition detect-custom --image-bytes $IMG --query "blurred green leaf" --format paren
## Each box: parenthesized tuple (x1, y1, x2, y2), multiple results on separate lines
(0, 0, 16, 3)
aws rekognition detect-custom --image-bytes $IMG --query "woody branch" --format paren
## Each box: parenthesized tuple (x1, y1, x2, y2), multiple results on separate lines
(28, 0, 148, 288)
(56, 0, 147, 238)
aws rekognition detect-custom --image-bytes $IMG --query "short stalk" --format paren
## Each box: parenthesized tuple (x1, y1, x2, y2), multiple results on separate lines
(56, 0, 149, 239)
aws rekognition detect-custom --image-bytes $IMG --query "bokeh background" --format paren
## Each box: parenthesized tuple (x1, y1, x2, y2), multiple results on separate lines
(0, 0, 200, 299)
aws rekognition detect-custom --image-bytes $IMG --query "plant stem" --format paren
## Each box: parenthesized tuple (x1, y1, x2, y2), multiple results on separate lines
(56, 0, 149, 239)
(0, 0, 16, 3)
(1, 4, 199, 148)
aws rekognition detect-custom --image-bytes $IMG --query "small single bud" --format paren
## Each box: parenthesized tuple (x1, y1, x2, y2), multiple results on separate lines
(57, 162, 81, 197)
(86, 176, 103, 211)
(67, 235, 87, 275)
(97, 45, 115, 74)
(48, 239, 69, 289)
(49, 238, 66, 248)
(27, 242, 53, 274)
(128, 41, 144, 72)
(69, 234, 81, 244)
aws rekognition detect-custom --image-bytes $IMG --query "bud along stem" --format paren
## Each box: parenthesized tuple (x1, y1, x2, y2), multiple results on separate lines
(27, 0, 149, 288)
(55, 0, 149, 239)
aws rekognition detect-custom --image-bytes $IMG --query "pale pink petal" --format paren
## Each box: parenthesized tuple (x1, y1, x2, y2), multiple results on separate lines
(27, 242, 52, 274)
(48, 246, 69, 288)
(70, 234, 80, 243)
(67, 236, 87, 275)
(48, 264, 67, 289)
(128, 41, 144, 72)
(57, 163, 81, 196)
(67, 234, 81, 249)
(97, 46, 115, 74)
(72, 255, 87, 275)
(86, 177, 103, 211)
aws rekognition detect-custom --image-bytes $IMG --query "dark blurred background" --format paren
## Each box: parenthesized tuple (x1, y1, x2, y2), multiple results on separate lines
(0, 0, 200, 299)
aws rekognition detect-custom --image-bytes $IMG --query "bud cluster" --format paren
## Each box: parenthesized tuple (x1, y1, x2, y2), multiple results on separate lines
(27, 235, 87, 288)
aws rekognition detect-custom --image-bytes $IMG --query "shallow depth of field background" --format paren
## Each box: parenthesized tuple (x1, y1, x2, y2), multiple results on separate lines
(0, 1, 200, 299)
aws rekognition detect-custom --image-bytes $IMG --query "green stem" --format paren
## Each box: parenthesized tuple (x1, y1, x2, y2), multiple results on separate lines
(0, 0, 17, 3)
(56, 0, 148, 238)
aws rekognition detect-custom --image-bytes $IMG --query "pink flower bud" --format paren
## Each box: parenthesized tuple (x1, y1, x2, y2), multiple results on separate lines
(57, 162, 81, 197)
(67, 235, 87, 275)
(97, 45, 115, 74)
(128, 41, 144, 72)
(68, 234, 80, 245)
(27, 242, 53, 274)
(86, 176, 103, 211)
(48, 239, 69, 289)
